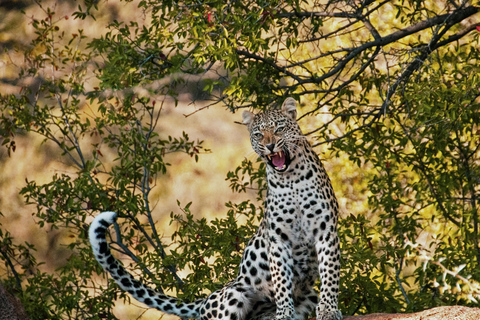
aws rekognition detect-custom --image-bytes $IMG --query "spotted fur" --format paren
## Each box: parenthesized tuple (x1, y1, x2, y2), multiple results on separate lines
(89, 97, 342, 320)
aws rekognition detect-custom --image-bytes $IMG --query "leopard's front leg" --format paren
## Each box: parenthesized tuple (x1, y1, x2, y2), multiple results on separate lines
(316, 231, 342, 320)
(268, 235, 296, 320)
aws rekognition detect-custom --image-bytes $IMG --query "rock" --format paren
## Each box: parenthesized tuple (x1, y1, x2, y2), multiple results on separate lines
(341, 306, 480, 320)
(0, 283, 30, 320)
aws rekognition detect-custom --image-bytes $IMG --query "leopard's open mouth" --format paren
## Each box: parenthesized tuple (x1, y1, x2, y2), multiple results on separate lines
(266, 150, 292, 172)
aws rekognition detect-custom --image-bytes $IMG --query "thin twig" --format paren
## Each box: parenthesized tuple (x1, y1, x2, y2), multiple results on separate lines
(111, 221, 163, 293)
(0, 246, 22, 291)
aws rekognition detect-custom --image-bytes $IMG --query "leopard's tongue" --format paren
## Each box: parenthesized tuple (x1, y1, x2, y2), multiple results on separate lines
(271, 152, 286, 168)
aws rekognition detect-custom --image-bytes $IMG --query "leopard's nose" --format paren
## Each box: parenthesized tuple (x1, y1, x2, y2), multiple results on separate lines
(266, 144, 275, 152)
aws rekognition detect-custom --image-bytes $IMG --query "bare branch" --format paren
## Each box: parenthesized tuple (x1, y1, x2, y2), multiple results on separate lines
(308, 5, 479, 87)
(0, 246, 22, 292)
(278, 10, 360, 19)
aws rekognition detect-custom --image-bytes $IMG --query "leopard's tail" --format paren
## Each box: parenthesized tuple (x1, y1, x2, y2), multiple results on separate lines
(89, 211, 202, 319)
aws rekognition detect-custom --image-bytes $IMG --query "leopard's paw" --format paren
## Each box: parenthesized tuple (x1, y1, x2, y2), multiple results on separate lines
(316, 304, 342, 320)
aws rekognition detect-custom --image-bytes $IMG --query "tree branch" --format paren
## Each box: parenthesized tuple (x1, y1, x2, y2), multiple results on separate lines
(308, 5, 479, 87)
(0, 246, 22, 291)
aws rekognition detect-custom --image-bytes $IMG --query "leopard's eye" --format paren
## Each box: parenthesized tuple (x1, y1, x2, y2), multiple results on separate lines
(275, 125, 286, 134)
(253, 132, 263, 139)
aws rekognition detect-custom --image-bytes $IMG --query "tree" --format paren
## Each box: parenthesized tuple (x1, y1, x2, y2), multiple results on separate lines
(0, 0, 479, 319)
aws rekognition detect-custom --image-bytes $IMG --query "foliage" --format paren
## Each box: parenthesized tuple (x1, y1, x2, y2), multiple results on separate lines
(167, 200, 261, 301)
(336, 43, 480, 313)
(0, 0, 479, 319)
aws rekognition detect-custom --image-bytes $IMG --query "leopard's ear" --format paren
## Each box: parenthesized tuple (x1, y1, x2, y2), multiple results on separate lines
(242, 110, 255, 127)
(281, 97, 297, 120)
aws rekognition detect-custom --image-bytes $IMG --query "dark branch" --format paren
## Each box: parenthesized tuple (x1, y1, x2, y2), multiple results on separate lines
(0, 246, 22, 292)
(308, 5, 479, 86)
(247, 5, 479, 86)
(278, 10, 360, 19)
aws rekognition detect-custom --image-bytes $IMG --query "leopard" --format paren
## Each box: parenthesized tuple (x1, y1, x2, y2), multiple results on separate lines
(89, 97, 342, 320)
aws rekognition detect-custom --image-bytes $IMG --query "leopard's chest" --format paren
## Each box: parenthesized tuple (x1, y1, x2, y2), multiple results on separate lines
(264, 161, 333, 243)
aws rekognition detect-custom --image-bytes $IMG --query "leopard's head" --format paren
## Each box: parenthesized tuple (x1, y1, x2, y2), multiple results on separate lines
(242, 98, 303, 172)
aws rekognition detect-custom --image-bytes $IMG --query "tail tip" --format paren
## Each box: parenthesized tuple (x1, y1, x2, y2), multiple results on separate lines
(96, 211, 118, 224)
